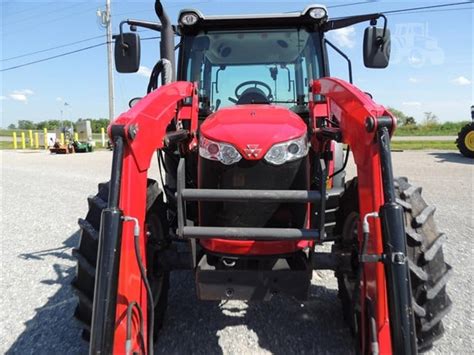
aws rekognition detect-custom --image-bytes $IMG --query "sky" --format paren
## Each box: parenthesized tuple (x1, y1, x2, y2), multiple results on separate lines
(1, 0, 473, 127)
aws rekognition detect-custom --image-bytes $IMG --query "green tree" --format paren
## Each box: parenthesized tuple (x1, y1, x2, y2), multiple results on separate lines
(47, 120, 62, 130)
(36, 121, 48, 130)
(89, 118, 110, 133)
(388, 107, 410, 126)
(36, 120, 61, 130)
(405, 116, 416, 125)
(17, 120, 36, 129)
(62, 120, 74, 128)
(7, 123, 16, 129)
(423, 112, 438, 126)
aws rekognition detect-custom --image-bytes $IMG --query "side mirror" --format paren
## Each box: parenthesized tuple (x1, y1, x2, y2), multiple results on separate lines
(114, 32, 141, 73)
(363, 26, 391, 68)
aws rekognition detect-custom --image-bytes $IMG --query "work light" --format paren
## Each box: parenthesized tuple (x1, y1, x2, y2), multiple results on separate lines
(308, 7, 327, 20)
(180, 12, 199, 26)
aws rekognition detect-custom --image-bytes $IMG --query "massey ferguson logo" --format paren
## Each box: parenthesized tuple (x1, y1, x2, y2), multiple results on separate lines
(244, 144, 262, 158)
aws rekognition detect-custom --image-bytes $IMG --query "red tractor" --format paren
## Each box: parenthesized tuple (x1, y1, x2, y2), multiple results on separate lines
(72, 2, 451, 354)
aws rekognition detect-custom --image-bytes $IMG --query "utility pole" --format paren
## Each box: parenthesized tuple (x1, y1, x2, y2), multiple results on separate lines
(98, 0, 115, 122)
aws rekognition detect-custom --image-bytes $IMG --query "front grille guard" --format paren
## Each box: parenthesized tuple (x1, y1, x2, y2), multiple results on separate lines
(176, 157, 341, 242)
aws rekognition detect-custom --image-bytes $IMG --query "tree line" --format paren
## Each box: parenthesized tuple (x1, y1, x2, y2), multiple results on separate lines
(7, 118, 110, 133)
(6, 109, 442, 133)
(387, 108, 443, 127)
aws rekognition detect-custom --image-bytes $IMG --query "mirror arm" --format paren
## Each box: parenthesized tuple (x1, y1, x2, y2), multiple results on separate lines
(125, 19, 163, 32)
(370, 14, 388, 44)
(323, 13, 386, 32)
(325, 39, 353, 84)
(117, 21, 130, 53)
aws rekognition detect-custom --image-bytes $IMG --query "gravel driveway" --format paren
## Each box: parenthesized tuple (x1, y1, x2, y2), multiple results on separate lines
(1, 150, 472, 354)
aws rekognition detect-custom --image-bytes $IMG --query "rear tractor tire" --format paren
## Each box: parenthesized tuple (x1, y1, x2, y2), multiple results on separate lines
(71, 180, 170, 341)
(334, 177, 452, 352)
(456, 122, 474, 158)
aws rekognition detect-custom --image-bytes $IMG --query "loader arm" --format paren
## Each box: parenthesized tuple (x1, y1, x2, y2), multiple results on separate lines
(312, 77, 417, 355)
(93, 77, 416, 354)
(91, 81, 197, 354)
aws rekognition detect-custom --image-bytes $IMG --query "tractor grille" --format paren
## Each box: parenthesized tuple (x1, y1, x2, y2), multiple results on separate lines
(198, 157, 309, 228)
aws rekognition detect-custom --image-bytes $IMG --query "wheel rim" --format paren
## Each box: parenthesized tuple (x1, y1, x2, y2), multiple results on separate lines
(464, 130, 474, 151)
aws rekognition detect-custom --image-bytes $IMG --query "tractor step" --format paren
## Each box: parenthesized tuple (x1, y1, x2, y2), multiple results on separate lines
(182, 226, 320, 240)
(176, 158, 343, 241)
(181, 188, 322, 203)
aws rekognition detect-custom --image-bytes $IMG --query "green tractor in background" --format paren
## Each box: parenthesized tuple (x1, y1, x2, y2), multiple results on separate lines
(456, 105, 474, 158)
(72, 140, 94, 153)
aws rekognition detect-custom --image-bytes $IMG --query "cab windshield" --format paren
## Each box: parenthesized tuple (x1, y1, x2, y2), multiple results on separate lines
(181, 28, 323, 112)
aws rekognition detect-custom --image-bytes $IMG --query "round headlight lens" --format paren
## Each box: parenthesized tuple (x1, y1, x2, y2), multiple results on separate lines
(221, 145, 240, 163)
(288, 143, 300, 154)
(309, 8, 327, 20)
(208, 143, 219, 155)
(265, 145, 286, 165)
(180, 13, 199, 26)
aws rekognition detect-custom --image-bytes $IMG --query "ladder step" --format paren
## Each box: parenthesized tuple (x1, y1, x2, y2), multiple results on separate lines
(181, 189, 322, 203)
(182, 226, 320, 240)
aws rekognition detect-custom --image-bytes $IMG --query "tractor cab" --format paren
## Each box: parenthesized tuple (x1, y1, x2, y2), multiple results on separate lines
(177, 7, 326, 118)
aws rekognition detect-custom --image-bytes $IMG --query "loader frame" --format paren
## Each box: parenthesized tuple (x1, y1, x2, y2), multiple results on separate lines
(89, 77, 417, 354)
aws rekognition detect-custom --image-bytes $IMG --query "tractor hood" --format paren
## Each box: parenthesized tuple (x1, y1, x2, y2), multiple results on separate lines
(199, 105, 307, 160)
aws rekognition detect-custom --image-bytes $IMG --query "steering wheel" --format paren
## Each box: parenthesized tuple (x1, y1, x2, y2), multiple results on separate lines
(229, 80, 273, 103)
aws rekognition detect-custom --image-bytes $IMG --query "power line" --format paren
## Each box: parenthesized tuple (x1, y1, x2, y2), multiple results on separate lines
(1, 43, 106, 73)
(328, 1, 377, 9)
(142, 36, 161, 41)
(382, 1, 473, 14)
(2, 5, 100, 37)
(2, 35, 106, 62)
(330, 2, 473, 20)
(1, 33, 159, 69)
(113, 1, 210, 17)
(389, 6, 473, 16)
(2, 2, 58, 18)
(2, 2, 85, 26)
(1, 16, 155, 63)
(2, 1, 472, 72)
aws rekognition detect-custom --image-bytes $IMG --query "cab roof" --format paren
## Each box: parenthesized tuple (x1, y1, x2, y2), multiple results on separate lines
(177, 4, 329, 32)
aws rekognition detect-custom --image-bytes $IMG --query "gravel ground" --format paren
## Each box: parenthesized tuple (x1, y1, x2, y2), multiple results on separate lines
(390, 136, 457, 141)
(0, 149, 472, 354)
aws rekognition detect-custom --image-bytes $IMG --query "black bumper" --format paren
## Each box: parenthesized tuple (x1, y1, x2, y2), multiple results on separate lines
(196, 254, 312, 301)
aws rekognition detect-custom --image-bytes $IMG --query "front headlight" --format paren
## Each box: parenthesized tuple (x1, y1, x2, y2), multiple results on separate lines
(199, 137, 242, 165)
(264, 135, 309, 165)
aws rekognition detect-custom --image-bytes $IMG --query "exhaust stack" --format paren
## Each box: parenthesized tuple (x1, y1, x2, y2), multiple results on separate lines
(155, 0, 176, 83)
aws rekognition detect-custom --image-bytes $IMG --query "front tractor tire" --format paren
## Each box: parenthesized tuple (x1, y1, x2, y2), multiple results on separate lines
(334, 177, 452, 352)
(72, 180, 170, 341)
(456, 122, 474, 158)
